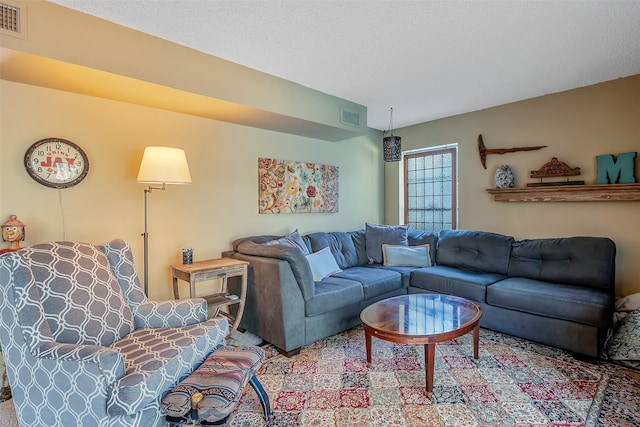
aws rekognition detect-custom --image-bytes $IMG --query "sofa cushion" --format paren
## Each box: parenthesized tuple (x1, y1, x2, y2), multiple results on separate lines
(263, 229, 310, 255)
(365, 223, 409, 264)
(364, 264, 416, 289)
(305, 231, 360, 269)
(436, 230, 514, 275)
(486, 277, 613, 327)
(14, 241, 135, 347)
(383, 244, 431, 267)
(410, 265, 505, 303)
(408, 230, 438, 266)
(305, 277, 364, 316)
(332, 266, 403, 300)
(305, 247, 342, 281)
(507, 237, 616, 290)
(349, 229, 370, 266)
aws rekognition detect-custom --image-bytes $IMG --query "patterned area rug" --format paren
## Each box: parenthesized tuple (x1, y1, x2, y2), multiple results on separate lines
(227, 327, 640, 426)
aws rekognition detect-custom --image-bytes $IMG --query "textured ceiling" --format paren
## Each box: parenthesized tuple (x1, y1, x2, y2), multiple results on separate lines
(50, 0, 640, 131)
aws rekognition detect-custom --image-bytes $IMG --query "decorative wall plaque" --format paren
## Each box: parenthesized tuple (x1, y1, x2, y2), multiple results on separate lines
(527, 157, 583, 187)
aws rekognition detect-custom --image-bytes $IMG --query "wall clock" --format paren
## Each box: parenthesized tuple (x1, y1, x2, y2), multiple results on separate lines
(24, 138, 89, 189)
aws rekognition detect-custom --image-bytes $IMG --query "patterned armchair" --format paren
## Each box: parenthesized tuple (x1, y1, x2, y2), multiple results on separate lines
(0, 239, 228, 426)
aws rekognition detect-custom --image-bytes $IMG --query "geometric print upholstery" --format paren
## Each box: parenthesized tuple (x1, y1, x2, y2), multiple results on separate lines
(107, 319, 228, 416)
(161, 345, 265, 422)
(0, 239, 228, 427)
(99, 239, 209, 329)
(13, 241, 135, 347)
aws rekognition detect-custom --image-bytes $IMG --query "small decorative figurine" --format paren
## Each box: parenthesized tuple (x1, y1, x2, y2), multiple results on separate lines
(494, 165, 515, 188)
(1, 215, 25, 251)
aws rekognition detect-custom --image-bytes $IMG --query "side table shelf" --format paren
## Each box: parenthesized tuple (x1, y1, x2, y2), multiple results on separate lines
(172, 258, 249, 337)
(486, 183, 640, 202)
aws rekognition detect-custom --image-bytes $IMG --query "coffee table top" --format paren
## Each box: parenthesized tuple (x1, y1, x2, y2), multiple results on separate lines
(360, 294, 481, 341)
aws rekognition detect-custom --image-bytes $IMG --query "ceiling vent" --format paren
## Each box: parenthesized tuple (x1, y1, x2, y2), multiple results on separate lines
(0, 1, 27, 39)
(340, 108, 361, 127)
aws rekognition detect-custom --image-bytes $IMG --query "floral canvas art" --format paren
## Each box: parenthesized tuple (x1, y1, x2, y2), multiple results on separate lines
(258, 158, 339, 214)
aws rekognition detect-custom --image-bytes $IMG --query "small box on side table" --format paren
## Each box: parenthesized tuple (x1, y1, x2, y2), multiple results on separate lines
(171, 258, 248, 337)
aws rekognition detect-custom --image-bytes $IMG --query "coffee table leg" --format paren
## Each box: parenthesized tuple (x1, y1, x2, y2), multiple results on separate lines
(365, 330, 372, 364)
(473, 323, 480, 359)
(424, 343, 435, 396)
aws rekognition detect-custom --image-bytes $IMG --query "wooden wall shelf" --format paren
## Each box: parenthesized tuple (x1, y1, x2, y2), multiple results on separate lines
(486, 183, 640, 202)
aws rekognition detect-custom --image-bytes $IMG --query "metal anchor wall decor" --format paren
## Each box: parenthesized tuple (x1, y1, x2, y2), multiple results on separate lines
(478, 134, 547, 169)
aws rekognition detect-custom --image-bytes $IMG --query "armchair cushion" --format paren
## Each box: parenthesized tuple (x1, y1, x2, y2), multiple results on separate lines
(107, 318, 228, 416)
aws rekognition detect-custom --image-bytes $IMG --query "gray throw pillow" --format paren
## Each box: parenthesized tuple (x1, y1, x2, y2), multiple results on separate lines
(263, 229, 310, 255)
(365, 223, 409, 264)
(607, 308, 640, 366)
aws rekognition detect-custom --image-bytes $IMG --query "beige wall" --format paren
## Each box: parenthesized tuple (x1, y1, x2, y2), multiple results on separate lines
(386, 75, 640, 296)
(0, 80, 384, 300)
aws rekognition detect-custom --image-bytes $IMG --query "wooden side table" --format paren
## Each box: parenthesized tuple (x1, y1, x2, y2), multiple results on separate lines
(172, 258, 248, 337)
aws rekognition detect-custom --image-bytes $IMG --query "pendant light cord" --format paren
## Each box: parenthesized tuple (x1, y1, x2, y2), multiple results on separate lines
(386, 107, 395, 135)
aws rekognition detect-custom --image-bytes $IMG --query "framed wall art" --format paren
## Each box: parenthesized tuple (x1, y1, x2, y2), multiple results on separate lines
(258, 158, 339, 214)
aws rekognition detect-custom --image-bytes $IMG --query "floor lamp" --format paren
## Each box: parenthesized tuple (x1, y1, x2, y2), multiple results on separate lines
(136, 146, 192, 296)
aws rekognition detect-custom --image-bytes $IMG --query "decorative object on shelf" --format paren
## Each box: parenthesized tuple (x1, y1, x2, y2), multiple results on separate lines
(527, 157, 584, 187)
(596, 152, 637, 184)
(1, 214, 25, 252)
(477, 134, 546, 169)
(24, 137, 89, 188)
(182, 248, 193, 265)
(258, 158, 339, 214)
(137, 146, 192, 296)
(494, 165, 515, 188)
(383, 107, 401, 162)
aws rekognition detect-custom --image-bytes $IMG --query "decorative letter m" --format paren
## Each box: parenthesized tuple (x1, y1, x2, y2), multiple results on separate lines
(596, 152, 637, 184)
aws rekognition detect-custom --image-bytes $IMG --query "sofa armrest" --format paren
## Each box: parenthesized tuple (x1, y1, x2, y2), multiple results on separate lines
(132, 299, 208, 329)
(230, 252, 307, 352)
(236, 240, 315, 300)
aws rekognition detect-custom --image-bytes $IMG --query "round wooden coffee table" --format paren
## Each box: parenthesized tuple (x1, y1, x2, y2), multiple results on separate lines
(360, 293, 482, 396)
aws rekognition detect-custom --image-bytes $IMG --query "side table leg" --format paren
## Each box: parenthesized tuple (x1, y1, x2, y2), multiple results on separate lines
(425, 343, 435, 397)
(172, 276, 179, 300)
(365, 331, 372, 364)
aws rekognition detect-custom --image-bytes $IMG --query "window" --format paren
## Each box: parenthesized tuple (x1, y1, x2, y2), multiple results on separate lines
(404, 146, 457, 232)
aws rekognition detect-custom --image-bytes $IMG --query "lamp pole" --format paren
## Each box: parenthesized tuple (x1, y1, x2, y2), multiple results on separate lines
(141, 184, 165, 297)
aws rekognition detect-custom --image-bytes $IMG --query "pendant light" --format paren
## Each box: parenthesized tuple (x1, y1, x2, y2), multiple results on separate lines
(383, 107, 401, 162)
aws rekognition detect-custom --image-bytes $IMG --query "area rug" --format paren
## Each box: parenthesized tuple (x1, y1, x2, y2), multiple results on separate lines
(227, 326, 640, 426)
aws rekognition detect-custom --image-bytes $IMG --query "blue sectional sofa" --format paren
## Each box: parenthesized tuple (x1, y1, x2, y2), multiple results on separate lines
(225, 228, 616, 358)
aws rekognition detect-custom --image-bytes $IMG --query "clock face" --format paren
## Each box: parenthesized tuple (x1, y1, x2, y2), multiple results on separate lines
(24, 138, 89, 189)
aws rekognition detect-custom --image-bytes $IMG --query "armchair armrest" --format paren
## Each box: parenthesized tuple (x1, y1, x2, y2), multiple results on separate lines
(132, 298, 208, 329)
(34, 341, 125, 385)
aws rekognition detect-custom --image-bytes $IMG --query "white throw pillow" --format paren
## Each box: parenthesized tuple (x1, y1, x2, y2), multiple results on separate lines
(382, 244, 431, 268)
(305, 247, 342, 281)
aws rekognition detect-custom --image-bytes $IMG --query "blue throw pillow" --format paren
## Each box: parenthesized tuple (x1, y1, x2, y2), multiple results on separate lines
(263, 229, 310, 255)
(305, 247, 342, 281)
(382, 244, 431, 267)
(365, 223, 409, 264)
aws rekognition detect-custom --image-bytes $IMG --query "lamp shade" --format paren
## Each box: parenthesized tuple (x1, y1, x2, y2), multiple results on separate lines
(383, 135, 402, 162)
(136, 146, 192, 184)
